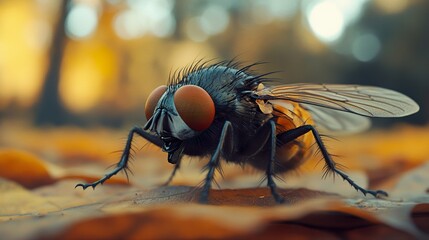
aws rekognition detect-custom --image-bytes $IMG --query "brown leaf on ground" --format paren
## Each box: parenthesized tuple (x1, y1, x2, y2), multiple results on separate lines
(1, 123, 429, 239)
(0, 179, 61, 216)
(0, 148, 129, 189)
(0, 149, 55, 188)
(36, 189, 422, 240)
(412, 203, 429, 234)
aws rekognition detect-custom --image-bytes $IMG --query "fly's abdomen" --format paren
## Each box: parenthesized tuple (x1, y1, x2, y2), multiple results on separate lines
(273, 101, 315, 173)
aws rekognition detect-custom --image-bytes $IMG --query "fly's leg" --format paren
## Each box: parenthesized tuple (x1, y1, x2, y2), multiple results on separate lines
(277, 125, 388, 198)
(75, 126, 163, 189)
(161, 159, 181, 186)
(199, 121, 233, 203)
(266, 120, 285, 203)
(239, 120, 284, 203)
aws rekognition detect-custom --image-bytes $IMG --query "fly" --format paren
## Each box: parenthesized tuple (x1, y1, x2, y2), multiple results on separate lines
(76, 60, 420, 203)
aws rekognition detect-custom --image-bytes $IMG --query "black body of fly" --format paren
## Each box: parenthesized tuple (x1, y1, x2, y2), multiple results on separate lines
(76, 60, 419, 203)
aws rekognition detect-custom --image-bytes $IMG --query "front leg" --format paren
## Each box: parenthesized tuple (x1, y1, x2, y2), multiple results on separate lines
(199, 121, 233, 203)
(75, 126, 162, 189)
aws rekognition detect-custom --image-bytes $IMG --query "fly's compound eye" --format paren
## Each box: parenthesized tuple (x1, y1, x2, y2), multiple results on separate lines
(174, 85, 215, 131)
(145, 85, 167, 120)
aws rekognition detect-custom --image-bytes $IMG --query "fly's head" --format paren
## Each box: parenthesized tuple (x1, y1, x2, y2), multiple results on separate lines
(144, 85, 215, 164)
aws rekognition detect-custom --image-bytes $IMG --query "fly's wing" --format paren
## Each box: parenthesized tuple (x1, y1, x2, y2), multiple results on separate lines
(255, 83, 419, 133)
(302, 104, 371, 134)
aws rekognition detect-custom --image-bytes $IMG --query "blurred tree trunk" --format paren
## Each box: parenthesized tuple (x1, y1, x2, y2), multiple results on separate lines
(172, 1, 184, 40)
(34, 0, 70, 125)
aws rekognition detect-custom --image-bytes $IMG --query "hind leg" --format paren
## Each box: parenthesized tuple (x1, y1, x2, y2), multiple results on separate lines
(277, 125, 387, 197)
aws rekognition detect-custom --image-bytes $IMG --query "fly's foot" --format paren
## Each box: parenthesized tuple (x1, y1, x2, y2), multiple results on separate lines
(364, 189, 389, 198)
(75, 177, 107, 190)
(75, 183, 96, 190)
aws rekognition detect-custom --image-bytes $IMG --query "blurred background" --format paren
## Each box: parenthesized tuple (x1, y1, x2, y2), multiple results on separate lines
(0, 0, 427, 128)
(0, 0, 429, 211)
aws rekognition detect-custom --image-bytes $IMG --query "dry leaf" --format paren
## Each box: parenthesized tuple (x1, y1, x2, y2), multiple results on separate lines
(1, 124, 429, 239)
(0, 149, 54, 188)
(0, 148, 129, 189)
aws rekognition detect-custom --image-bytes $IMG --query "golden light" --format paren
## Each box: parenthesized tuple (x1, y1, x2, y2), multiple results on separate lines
(60, 40, 119, 113)
(0, 1, 49, 108)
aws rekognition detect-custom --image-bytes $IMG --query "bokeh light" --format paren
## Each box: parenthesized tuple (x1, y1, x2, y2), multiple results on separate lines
(0, 0, 426, 126)
(113, 0, 175, 40)
(251, 0, 298, 24)
(352, 33, 381, 62)
(307, 0, 345, 43)
(305, 0, 369, 43)
(185, 17, 208, 42)
(65, 3, 99, 39)
(199, 5, 230, 36)
(185, 4, 230, 42)
(113, 10, 145, 39)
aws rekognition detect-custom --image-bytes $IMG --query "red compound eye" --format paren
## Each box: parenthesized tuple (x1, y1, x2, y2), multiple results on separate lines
(174, 85, 215, 131)
(145, 85, 167, 120)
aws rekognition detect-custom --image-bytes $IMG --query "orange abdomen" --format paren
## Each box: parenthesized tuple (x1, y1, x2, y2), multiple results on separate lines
(272, 101, 315, 173)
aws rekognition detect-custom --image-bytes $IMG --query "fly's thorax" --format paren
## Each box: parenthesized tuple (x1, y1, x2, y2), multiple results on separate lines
(180, 66, 265, 134)
(143, 63, 270, 160)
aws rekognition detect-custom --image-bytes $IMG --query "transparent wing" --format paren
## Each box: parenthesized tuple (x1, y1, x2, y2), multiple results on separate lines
(256, 83, 419, 117)
(302, 104, 371, 134)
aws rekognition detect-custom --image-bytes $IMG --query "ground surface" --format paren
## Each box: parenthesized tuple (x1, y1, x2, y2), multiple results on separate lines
(1, 123, 429, 239)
